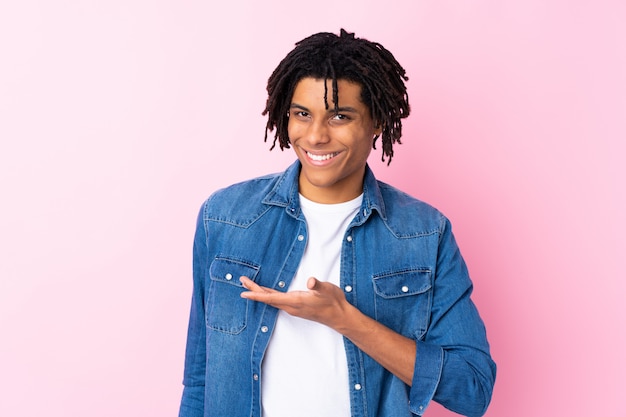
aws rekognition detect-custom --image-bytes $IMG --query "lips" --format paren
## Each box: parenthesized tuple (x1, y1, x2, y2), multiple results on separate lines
(306, 151, 340, 161)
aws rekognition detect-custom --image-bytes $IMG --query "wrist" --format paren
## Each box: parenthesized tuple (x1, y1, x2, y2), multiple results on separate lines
(333, 301, 370, 337)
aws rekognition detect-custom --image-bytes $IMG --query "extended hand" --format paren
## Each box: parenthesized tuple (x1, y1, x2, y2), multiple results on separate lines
(240, 276, 416, 385)
(239, 276, 350, 329)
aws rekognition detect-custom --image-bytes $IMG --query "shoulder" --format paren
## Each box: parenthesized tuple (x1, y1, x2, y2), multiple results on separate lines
(201, 172, 283, 226)
(376, 180, 448, 238)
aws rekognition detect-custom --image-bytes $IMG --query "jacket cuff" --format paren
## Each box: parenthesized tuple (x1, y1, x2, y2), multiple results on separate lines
(409, 341, 443, 416)
(179, 385, 205, 417)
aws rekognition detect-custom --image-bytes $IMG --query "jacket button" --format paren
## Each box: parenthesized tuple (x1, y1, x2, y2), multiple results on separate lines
(401, 285, 409, 293)
(261, 326, 269, 333)
(354, 383, 362, 390)
(278, 281, 286, 288)
(253, 374, 259, 381)
(346, 236, 353, 242)
(297, 235, 304, 241)
(225, 273, 233, 280)
(344, 285, 353, 293)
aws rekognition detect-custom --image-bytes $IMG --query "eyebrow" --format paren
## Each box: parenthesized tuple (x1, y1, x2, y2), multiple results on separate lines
(290, 103, 360, 114)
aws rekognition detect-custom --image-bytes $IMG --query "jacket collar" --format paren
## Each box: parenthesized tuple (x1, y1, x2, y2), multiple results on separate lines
(262, 160, 387, 221)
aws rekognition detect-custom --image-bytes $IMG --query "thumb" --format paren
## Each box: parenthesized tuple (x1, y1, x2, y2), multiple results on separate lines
(306, 277, 320, 291)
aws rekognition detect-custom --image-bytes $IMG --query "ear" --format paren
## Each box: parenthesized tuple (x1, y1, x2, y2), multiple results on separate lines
(373, 122, 383, 136)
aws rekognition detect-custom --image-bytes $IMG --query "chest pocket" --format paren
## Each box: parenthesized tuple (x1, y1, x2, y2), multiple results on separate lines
(206, 257, 260, 334)
(372, 269, 432, 339)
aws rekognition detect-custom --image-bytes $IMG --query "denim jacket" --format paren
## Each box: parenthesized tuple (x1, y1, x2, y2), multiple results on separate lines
(179, 161, 496, 417)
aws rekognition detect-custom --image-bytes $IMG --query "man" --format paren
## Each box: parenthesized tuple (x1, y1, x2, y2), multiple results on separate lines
(179, 29, 496, 417)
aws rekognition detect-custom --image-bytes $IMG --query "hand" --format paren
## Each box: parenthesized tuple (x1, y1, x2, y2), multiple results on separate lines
(239, 276, 350, 329)
(240, 276, 416, 385)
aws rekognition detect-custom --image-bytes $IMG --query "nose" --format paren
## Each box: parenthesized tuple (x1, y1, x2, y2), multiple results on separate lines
(304, 118, 330, 146)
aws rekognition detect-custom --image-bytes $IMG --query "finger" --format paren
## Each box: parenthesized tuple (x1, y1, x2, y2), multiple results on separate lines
(239, 276, 254, 289)
(307, 277, 321, 291)
(239, 276, 277, 298)
(240, 289, 282, 303)
(240, 276, 266, 291)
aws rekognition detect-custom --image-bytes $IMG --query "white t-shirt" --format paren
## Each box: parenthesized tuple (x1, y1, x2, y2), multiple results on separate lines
(261, 193, 363, 417)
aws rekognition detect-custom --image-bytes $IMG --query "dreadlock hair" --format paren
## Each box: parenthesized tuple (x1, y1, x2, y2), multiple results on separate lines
(262, 29, 410, 164)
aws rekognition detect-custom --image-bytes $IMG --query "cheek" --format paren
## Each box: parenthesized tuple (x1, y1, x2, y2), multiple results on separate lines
(356, 137, 374, 158)
(287, 121, 299, 141)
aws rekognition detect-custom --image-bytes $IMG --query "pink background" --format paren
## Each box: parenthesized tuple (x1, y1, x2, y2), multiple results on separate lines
(1, 1, 624, 416)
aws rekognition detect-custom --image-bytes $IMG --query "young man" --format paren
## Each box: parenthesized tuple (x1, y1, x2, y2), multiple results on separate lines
(179, 30, 496, 417)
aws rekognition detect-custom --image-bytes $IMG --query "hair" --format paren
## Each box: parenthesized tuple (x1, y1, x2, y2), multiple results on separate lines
(262, 29, 410, 164)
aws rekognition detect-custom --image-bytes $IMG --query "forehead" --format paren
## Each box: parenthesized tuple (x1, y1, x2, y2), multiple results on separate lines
(291, 77, 365, 108)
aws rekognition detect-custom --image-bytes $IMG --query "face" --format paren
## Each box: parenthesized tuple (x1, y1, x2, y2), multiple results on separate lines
(288, 77, 381, 204)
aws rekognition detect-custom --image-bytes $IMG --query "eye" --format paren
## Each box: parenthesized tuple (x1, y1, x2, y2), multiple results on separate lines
(329, 113, 351, 126)
(293, 110, 311, 120)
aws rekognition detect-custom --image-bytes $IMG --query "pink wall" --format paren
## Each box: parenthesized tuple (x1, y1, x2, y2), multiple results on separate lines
(1, 1, 624, 416)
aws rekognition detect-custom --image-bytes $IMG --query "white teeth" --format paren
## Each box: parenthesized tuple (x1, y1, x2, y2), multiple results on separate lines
(307, 151, 338, 161)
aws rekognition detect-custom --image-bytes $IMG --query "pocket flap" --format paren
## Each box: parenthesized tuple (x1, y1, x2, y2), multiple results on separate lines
(373, 269, 432, 299)
(209, 257, 260, 287)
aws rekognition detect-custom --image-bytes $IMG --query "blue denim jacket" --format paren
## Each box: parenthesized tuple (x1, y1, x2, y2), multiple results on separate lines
(179, 161, 496, 417)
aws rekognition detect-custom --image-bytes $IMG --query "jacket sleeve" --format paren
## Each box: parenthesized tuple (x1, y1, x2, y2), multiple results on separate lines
(409, 216, 496, 417)
(179, 206, 209, 417)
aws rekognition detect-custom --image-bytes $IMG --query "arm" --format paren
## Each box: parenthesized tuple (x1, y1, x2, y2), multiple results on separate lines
(240, 271, 494, 416)
(240, 276, 417, 385)
(240, 216, 495, 417)
(179, 208, 208, 417)
(409, 216, 496, 417)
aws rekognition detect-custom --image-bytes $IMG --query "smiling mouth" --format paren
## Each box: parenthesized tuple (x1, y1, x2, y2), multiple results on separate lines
(306, 151, 340, 161)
